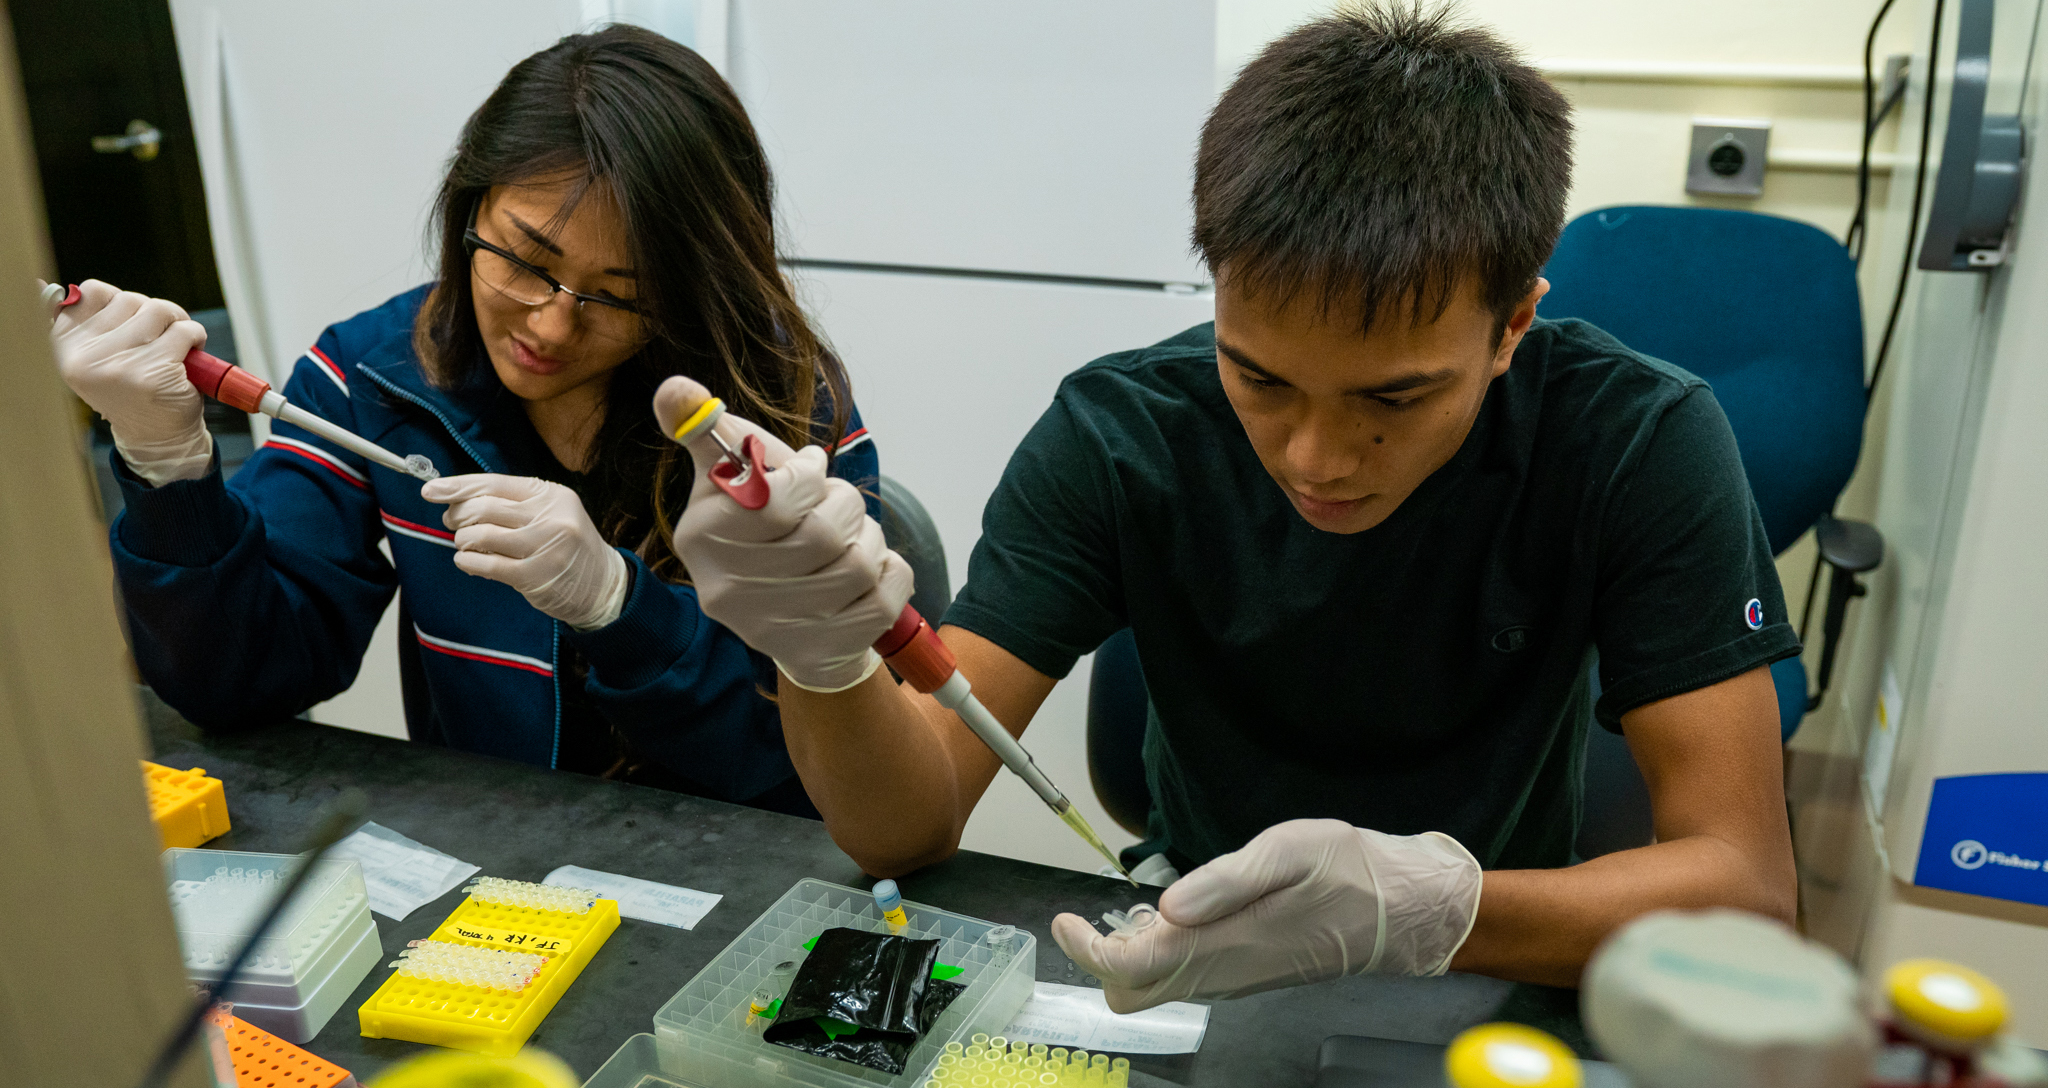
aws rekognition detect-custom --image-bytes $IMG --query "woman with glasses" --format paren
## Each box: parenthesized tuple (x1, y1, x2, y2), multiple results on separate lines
(51, 26, 873, 816)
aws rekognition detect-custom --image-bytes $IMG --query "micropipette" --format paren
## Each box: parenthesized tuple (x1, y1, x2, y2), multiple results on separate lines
(666, 395, 1139, 888)
(45, 283, 440, 482)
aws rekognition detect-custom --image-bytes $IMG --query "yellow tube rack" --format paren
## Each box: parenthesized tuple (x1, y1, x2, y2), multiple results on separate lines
(357, 882, 619, 1057)
(143, 760, 231, 848)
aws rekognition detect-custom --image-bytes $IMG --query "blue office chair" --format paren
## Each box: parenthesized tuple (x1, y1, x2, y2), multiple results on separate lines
(1086, 206, 1884, 855)
(1087, 627, 1152, 836)
(1543, 206, 1882, 736)
(876, 476, 952, 627)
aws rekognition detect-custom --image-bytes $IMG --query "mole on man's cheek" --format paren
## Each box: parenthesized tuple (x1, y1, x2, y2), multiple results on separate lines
(1374, 435, 1385, 445)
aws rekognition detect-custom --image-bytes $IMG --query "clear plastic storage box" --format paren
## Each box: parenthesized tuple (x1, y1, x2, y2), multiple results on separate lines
(585, 1033, 695, 1088)
(651, 879, 1036, 1088)
(163, 848, 379, 1041)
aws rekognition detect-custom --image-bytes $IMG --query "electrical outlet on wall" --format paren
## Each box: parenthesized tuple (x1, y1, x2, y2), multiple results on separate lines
(1686, 117, 1771, 197)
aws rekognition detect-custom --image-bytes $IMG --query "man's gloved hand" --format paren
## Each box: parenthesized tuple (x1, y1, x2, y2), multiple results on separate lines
(422, 474, 630, 630)
(653, 375, 912, 693)
(1052, 819, 1483, 1013)
(50, 278, 213, 486)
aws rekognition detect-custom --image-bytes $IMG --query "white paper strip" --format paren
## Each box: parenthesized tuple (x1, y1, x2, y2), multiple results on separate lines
(543, 864, 722, 930)
(1000, 981, 1209, 1054)
(325, 821, 480, 921)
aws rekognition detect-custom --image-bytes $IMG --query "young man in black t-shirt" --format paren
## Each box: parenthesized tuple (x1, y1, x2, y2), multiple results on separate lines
(657, 5, 1798, 1008)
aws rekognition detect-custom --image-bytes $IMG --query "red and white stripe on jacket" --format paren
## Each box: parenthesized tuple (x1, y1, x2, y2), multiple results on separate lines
(304, 346, 348, 396)
(381, 510, 456, 548)
(413, 625, 553, 677)
(831, 426, 871, 455)
(264, 435, 367, 489)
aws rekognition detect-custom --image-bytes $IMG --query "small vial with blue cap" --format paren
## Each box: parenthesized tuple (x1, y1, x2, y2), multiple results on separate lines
(873, 879, 909, 931)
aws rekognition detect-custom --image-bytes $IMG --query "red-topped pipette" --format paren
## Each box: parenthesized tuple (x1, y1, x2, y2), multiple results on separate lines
(44, 282, 439, 481)
(664, 392, 1138, 887)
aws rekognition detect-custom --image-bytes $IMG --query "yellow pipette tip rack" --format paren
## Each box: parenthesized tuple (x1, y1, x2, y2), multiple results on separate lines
(1885, 958, 2009, 1052)
(1444, 1023, 1582, 1088)
(923, 1038, 1131, 1086)
(358, 878, 619, 1057)
(142, 760, 231, 849)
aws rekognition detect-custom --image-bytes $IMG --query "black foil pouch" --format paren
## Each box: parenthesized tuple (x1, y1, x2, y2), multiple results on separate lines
(765, 928, 944, 1074)
(766, 978, 967, 1074)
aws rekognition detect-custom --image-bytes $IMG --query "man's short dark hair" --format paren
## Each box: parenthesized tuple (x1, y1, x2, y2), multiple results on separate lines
(1194, 3, 1574, 336)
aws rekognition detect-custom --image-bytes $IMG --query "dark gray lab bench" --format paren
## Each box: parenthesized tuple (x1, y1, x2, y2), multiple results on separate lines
(144, 696, 1589, 1086)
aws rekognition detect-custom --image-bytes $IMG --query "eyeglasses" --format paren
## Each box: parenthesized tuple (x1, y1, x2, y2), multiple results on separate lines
(463, 204, 644, 342)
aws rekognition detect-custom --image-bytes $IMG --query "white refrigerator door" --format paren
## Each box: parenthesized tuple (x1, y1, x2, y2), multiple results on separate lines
(729, 0, 1215, 284)
(791, 265, 1215, 873)
(167, 0, 586, 388)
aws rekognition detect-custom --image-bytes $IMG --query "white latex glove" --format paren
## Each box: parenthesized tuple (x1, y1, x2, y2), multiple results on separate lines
(1053, 819, 1483, 1013)
(421, 473, 630, 630)
(653, 375, 913, 693)
(49, 278, 213, 485)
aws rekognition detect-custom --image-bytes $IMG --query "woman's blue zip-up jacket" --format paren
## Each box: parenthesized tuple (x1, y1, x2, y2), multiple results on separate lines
(108, 286, 878, 806)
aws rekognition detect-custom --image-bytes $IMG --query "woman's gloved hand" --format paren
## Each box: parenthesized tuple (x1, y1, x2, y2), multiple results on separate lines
(423, 474, 629, 630)
(49, 278, 213, 486)
(653, 375, 912, 693)
(1052, 819, 1483, 1013)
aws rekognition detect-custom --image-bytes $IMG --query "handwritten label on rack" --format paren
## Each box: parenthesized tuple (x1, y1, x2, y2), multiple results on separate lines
(443, 923, 571, 956)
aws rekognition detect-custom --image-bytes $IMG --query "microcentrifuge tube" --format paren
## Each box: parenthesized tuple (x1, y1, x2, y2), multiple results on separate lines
(873, 879, 909, 929)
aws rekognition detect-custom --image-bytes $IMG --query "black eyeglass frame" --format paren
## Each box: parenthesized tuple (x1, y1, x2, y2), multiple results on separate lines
(462, 203, 644, 318)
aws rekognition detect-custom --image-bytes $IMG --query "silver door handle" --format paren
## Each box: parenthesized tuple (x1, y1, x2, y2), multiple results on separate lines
(91, 120, 161, 161)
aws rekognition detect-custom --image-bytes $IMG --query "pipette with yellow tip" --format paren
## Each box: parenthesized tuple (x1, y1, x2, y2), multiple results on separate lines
(660, 390, 1139, 888)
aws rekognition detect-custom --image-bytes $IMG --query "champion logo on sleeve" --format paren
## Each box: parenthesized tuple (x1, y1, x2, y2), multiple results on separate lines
(1745, 598, 1764, 629)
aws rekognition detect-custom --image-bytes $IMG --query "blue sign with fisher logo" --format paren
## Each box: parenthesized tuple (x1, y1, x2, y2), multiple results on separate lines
(1914, 773, 2048, 907)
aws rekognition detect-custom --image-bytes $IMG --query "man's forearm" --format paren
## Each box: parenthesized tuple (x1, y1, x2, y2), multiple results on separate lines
(780, 672, 972, 875)
(779, 626, 1061, 877)
(1448, 833, 1796, 987)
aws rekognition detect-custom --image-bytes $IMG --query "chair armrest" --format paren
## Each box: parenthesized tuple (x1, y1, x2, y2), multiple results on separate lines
(1808, 515, 1884, 712)
(1816, 514, 1884, 574)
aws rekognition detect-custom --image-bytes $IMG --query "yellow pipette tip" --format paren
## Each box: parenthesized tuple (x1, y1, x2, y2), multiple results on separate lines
(1059, 804, 1139, 888)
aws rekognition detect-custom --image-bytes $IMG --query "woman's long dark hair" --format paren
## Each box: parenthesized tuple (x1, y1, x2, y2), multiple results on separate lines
(415, 25, 850, 580)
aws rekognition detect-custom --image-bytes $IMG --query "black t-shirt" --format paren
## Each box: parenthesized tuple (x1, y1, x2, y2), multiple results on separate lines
(943, 319, 1799, 871)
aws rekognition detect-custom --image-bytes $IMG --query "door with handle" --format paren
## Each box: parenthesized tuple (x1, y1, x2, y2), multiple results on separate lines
(10, 0, 222, 308)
